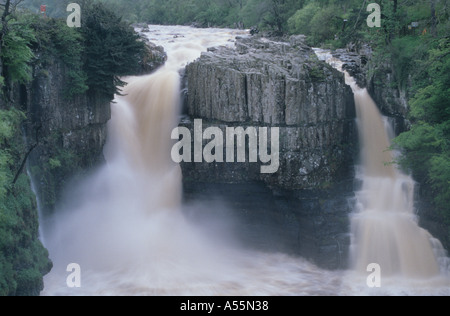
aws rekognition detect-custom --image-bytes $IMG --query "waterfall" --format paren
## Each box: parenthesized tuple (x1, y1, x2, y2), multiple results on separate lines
(352, 88, 442, 278)
(39, 27, 449, 296)
(26, 164, 46, 246)
(42, 26, 342, 296)
(314, 49, 449, 280)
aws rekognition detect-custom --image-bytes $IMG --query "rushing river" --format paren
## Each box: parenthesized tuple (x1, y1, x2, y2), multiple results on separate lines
(41, 25, 449, 296)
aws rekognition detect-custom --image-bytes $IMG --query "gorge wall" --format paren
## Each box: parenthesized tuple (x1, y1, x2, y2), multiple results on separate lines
(21, 58, 111, 219)
(20, 42, 166, 220)
(181, 36, 357, 269)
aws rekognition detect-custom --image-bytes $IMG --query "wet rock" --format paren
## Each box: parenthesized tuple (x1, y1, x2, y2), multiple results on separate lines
(181, 36, 358, 269)
(332, 45, 410, 135)
(184, 36, 356, 190)
(138, 37, 167, 75)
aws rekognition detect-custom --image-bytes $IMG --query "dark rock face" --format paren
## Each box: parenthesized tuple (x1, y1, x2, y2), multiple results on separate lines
(333, 46, 410, 135)
(332, 49, 368, 88)
(22, 58, 111, 217)
(138, 37, 167, 75)
(184, 36, 356, 190)
(181, 36, 357, 269)
(184, 181, 353, 270)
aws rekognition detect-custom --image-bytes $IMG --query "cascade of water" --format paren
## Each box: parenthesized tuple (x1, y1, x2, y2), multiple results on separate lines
(314, 49, 448, 279)
(39, 28, 449, 296)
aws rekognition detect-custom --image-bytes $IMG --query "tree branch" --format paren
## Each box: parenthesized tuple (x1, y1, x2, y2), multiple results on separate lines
(12, 142, 37, 184)
(12, 124, 41, 185)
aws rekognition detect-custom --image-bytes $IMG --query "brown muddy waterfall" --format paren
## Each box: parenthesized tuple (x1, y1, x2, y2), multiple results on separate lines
(315, 50, 449, 284)
(352, 88, 441, 278)
(41, 26, 449, 296)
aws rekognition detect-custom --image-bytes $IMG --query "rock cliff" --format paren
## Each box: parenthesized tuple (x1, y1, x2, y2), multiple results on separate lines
(332, 48, 410, 135)
(183, 36, 356, 190)
(181, 36, 357, 269)
(21, 59, 111, 218)
(21, 40, 166, 218)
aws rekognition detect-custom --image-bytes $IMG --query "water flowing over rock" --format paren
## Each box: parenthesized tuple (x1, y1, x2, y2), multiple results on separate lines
(331, 45, 449, 251)
(332, 47, 410, 135)
(138, 37, 167, 74)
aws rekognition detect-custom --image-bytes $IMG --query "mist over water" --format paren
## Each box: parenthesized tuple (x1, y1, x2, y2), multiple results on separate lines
(41, 26, 449, 296)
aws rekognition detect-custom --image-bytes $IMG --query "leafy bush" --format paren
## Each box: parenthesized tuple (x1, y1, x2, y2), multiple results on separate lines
(1, 22, 35, 84)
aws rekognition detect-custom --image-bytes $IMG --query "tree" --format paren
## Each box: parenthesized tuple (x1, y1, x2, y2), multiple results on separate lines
(287, 2, 321, 35)
(262, 0, 304, 34)
(0, 0, 30, 97)
(0, 0, 24, 42)
(81, 2, 146, 97)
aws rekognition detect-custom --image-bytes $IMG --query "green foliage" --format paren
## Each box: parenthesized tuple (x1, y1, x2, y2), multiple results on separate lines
(410, 39, 450, 123)
(1, 21, 35, 84)
(287, 2, 320, 36)
(394, 37, 450, 224)
(429, 155, 450, 210)
(0, 110, 18, 200)
(48, 158, 62, 170)
(389, 36, 428, 88)
(20, 0, 73, 18)
(0, 109, 52, 296)
(194, 2, 227, 27)
(308, 5, 341, 46)
(241, 0, 270, 27)
(28, 15, 88, 97)
(20, 1, 146, 98)
(81, 2, 146, 96)
(91, 0, 304, 31)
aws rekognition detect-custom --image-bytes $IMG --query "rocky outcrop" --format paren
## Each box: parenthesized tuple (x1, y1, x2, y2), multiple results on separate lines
(138, 37, 167, 74)
(333, 47, 410, 135)
(181, 36, 357, 269)
(183, 36, 356, 190)
(367, 62, 411, 135)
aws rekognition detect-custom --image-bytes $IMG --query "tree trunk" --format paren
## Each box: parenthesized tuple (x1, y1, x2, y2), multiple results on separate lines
(430, 0, 437, 37)
(0, 0, 11, 99)
(0, 0, 11, 44)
